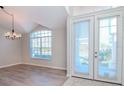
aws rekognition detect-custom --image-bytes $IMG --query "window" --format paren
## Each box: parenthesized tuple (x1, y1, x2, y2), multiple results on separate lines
(30, 30, 52, 59)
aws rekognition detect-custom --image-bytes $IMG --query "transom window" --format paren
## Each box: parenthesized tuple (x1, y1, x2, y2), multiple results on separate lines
(30, 30, 52, 59)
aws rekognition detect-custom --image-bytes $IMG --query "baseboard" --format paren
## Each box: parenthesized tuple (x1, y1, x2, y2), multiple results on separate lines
(0, 63, 22, 68)
(23, 63, 67, 70)
(0, 63, 67, 71)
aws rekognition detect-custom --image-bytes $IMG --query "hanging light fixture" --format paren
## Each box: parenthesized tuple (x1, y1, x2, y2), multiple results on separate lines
(0, 6, 22, 40)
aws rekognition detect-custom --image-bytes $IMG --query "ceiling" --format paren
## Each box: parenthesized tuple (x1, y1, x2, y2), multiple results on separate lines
(0, 6, 67, 33)
(0, 6, 117, 33)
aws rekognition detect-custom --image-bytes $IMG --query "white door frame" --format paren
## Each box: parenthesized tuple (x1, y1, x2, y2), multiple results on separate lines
(94, 11, 123, 84)
(67, 7, 123, 84)
(71, 16, 94, 79)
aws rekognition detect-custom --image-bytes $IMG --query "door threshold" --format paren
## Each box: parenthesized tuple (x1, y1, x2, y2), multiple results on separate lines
(72, 76, 122, 85)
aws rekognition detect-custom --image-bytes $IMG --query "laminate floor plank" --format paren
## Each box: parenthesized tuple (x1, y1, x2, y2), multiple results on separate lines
(0, 64, 67, 86)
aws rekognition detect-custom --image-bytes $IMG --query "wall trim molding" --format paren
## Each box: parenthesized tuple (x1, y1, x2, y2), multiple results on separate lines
(23, 63, 67, 70)
(0, 63, 66, 71)
(0, 63, 22, 69)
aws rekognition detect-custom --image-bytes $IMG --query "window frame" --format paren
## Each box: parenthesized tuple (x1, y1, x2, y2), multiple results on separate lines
(30, 30, 52, 60)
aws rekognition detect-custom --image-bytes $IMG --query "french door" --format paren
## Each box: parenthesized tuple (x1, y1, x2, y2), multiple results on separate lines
(72, 12, 122, 84)
(72, 16, 94, 79)
(94, 12, 122, 83)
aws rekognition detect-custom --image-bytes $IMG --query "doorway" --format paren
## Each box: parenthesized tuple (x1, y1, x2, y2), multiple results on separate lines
(71, 11, 122, 84)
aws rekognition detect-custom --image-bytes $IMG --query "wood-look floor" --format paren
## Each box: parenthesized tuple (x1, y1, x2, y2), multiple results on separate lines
(0, 64, 67, 86)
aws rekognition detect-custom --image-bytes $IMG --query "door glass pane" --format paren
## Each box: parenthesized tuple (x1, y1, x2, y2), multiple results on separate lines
(98, 17, 117, 80)
(74, 20, 89, 74)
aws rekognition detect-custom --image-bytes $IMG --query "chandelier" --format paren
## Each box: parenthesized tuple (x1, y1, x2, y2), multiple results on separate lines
(0, 6, 22, 40)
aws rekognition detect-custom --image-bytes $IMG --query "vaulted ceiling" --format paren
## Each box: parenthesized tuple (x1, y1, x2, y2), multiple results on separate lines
(0, 6, 116, 33)
(0, 6, 68, 33)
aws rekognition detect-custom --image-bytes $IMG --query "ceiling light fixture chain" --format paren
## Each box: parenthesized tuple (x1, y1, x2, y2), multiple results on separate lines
(0, 6, 22, 40)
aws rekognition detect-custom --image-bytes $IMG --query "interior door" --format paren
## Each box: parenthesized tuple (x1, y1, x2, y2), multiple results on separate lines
(94, 12, 122, 84)
(72, 16, 94, 79)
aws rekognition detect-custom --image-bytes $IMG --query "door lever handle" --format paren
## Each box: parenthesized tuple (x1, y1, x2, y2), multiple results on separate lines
(94, 51, 98, 58)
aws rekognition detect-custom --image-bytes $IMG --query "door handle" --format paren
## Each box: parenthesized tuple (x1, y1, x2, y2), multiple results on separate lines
(94, 52, 98, 58)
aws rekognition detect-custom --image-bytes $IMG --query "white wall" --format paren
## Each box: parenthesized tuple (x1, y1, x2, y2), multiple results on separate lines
(0, 27, 22, 67)
(22, 28, 67, 70)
